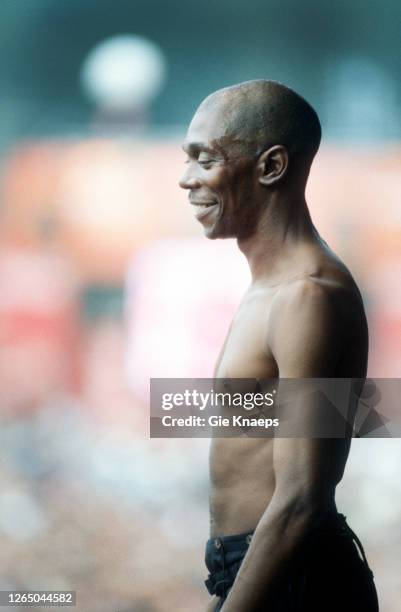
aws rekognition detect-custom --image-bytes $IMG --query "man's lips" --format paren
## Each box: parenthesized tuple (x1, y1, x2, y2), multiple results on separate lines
(190, 201, 219, 220)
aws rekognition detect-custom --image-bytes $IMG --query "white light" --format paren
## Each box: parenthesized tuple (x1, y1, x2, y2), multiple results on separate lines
(81, 34, 167, 110)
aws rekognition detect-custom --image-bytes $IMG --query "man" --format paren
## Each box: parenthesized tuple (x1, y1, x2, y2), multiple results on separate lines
(179, 80, 379, 611)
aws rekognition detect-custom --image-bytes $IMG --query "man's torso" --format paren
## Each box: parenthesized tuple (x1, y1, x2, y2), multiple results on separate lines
(209, 243, 368, 536)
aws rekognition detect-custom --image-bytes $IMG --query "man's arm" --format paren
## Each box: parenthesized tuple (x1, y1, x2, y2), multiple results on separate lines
(206, 595, 220, 612)
(220, 280, 344, 611)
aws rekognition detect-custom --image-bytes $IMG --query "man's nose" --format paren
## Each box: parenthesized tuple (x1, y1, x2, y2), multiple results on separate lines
(179, 167, 201, 190)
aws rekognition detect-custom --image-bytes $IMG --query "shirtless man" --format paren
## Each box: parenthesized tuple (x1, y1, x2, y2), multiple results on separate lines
(179, 80, 379, 611)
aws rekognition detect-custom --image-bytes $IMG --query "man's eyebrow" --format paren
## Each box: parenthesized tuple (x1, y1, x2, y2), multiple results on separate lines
(182, 142, 219, 155)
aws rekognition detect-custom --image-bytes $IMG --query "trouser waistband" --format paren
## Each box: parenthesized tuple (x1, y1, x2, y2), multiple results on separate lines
(206, 512, 348, 551)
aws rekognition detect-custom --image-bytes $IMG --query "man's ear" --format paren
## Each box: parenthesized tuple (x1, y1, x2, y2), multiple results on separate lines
(257, 145, 289, 186)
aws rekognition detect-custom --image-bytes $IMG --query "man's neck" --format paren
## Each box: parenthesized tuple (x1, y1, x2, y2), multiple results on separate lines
(237, 192, 320, 286)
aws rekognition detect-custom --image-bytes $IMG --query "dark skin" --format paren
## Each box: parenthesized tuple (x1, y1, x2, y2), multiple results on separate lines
(179, 81, 368, 612)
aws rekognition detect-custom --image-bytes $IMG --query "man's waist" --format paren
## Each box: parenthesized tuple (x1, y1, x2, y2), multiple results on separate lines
(204, 513, 369, 598)
(207, 511, 348, 554)
(206, 529, 255, 554)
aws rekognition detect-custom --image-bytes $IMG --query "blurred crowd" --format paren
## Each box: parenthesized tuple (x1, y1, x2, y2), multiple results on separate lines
(0, 389, 210, 611)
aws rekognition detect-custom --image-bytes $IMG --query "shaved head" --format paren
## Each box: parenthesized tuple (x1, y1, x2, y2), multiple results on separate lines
(180, 80, 322, 240)
(196, 80, 321, 172)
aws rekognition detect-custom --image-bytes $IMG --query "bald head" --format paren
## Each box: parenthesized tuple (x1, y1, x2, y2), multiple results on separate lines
(196, 80, 321, 174)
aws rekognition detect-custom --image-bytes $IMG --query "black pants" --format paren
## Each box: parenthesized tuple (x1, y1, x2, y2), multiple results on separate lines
(205, 513, 379, 611)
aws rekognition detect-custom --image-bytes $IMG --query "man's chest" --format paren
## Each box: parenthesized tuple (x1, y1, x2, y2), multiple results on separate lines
(214, 291, 278, 379)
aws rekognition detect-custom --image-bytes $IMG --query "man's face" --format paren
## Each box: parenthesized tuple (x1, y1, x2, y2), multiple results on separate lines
(179, 104, 259, 240)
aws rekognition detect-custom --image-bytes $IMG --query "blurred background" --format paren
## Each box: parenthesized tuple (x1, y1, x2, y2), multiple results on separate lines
(0, 1, 400, 610)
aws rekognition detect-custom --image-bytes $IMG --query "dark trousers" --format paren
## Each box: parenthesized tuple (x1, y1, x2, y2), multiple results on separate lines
(205, 513, 379, 611)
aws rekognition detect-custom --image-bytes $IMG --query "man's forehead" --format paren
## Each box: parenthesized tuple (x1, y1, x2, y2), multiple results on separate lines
(182, 128, 225, 155)
(182, 105, 231, 152)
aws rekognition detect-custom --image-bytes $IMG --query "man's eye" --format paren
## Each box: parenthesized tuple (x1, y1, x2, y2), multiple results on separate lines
(198, 158, 213, 167)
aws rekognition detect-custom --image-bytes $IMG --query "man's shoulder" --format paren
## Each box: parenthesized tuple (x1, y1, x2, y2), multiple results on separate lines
(270, 253, 364, 323)
(271, 275, 343, 317)
(268, 270, 364, 345)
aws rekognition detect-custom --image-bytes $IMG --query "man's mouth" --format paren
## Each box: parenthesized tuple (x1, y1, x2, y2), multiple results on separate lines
(191, 201, 219, 220)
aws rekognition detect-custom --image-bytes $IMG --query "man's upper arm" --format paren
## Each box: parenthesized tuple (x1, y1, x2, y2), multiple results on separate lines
(267, 280, 344, 515)
(268, 279, 342, 377)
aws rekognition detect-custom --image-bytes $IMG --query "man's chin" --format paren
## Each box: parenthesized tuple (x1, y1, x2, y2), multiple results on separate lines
(203, 226, 233, 240)
(203, 229, 218, 240)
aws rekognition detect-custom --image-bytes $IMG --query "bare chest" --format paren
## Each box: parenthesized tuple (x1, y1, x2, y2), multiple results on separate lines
(214, 290, 278, 380)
